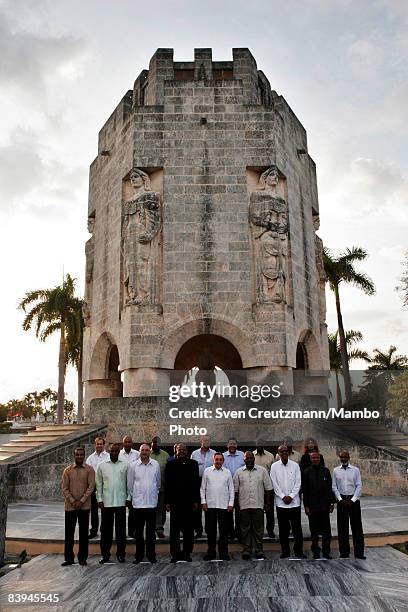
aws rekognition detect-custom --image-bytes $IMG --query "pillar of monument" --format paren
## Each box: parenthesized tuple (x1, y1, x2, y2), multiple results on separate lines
(82, 48, 329, 419)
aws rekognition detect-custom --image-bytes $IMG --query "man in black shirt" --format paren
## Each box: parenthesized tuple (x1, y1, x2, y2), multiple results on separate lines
(164, 443, 200, 562)
(302, 451, 335, 559)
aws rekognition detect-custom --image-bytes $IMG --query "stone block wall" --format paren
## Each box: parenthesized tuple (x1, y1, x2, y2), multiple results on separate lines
(82, 48, 330, 414)
(6, 426, 107, 502)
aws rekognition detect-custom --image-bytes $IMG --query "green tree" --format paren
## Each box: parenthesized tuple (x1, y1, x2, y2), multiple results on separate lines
(65, 298, 85, 423)
(19, 274, 79, 424)
(324, 247, 375, 407)
(0, 404, 8, 422)
(354, 346, 408, 420)
(328, 329, 369, 408)
(387, 370, 408, 421)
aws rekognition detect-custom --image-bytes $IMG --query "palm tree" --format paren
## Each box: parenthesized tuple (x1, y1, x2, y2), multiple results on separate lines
(324, 247, 375, 407)
(66, 298, 85, 423)
(328, 329, 369, 408)
(366, 346, 408, 371)
(19, 274, 79, 424)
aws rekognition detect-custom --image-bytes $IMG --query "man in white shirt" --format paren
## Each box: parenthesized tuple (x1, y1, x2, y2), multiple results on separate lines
(119, 435, 140, 463)
(191, 436, 216, 538)
(201, 452, 234, 561)
(223, 438, 245, 540)
(332, 449, 365, 559)
(86, 436, 109, 538)
(270, 444, 305, 559)
(127, 443, 161, 564)
(118, 435, 140, 537)
(233, 451, 273, 560)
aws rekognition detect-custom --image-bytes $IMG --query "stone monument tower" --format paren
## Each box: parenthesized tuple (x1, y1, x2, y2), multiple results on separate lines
(82, 48, 329, 424)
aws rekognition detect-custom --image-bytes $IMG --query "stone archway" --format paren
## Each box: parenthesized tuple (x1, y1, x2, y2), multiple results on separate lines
(173, 333, 244, 387)
(84, 332, 123, 417)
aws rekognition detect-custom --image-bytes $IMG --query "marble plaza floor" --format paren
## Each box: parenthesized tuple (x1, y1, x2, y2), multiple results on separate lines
(6, 496, 408, 541)
(1, 547, 408, 611)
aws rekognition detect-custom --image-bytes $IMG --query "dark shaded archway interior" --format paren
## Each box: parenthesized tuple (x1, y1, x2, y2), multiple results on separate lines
(173, 334, 243, 386)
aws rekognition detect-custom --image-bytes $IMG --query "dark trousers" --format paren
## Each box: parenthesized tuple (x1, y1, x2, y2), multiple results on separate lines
(64, 510, 89, 563)
(90, 490, 99, 533)
(100, 506, 126, 560)
(134, 508, 156, 561)
(206, 508, 229, 556)
(308, 510, 331, 556)
(337, 500, 365, 557)
(194, 478, 203, 535)
(240, 508, 264, 554)
(276, 506, 304, 556)
(266, 504, 275, 537)
(227, 505, 241, 540)
(169, 504, 194, 560)
(128, 506, 136, 538)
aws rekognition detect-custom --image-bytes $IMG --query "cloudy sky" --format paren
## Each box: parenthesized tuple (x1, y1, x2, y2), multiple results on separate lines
(0, 0, 407, 404)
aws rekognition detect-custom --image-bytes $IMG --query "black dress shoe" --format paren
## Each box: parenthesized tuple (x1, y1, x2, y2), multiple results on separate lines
(296, 553, 307, 559)
(339, 554, 350, 558)
(117, 556, 126, 563)
(255, 553, 265, 560)
(99, 558, 110, 564)
(355, 555, 366, 560)
(185, 556, 192, 562)
(242, 553, 251, 560)
(313, 553, 321, 560)
(78, 560, 87, 566)
(203, 554, 216, 561)
(280, 553, 289, 559)
(61, 560, 75, 566)
(323, 555, 332, 560)
(170, 557, 177, 563)
(148, 558, 157, 563)
(88, 531, 98, 539)
(220, 554, 231, 561)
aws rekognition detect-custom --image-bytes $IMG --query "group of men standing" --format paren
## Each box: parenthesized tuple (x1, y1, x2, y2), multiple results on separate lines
(61, 435, 365, 565)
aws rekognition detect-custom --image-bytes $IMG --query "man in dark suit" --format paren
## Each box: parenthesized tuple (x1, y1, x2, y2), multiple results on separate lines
(302, 451, 335, 559)
(164, 443, 200, 562)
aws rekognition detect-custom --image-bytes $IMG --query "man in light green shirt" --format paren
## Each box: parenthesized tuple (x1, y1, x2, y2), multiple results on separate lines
(150, 436, 169, 538)
(96, 443, 130, 563)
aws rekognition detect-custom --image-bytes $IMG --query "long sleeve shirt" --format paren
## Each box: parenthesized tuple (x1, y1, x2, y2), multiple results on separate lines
(96, 459, 130, 507)
(118, 448, 140, 463)
(332, 464, 362, 503)
(127, 458, 161, 508)
(61, 463, 95, 511)
(222, 450, 245, 476)
(164, 458, 200, 506)
(191, 448, 216, 478)
(86, 450, 109, 473)
(302, 465, 335, 511)
(200, 466, 234, 509)
(270, 459, 301, 508)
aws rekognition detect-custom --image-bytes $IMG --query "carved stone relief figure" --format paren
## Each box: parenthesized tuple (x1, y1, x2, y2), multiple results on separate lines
(249, 166, 289, 304)
(313, 213, 327, 323)
(122, 168, 161, 306)
(83, 216, 95, 325)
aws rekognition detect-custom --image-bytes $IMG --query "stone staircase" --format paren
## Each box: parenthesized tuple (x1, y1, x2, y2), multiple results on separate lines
(0, 425, 85, 461)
